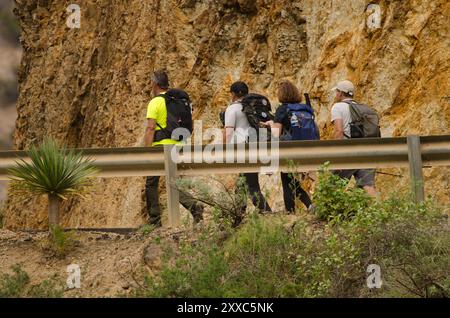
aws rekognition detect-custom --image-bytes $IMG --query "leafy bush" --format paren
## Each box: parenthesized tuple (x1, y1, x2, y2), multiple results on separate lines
(222, 215, 302, 297)
(138, 224, 157, 236)
(313, 162, 371, 222)
(134, 179, 449, 297)
(291, 196, 448, 297)
(349, 197, 450, 298)
(27, 278, 65, 298)
(140, 215, 301, 298)
(0, 264, 30, 297)
(0, 265, 64, 298)
(38, 226, 79, 258)
(134, 223, 229, 297)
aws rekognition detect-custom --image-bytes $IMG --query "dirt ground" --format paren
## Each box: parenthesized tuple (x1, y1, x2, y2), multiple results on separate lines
(0, 227, 184, 297)
(0, 209, 309, 298)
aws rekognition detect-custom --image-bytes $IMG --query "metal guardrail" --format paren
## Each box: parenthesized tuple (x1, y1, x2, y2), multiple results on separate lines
(0, 135, 449, 227)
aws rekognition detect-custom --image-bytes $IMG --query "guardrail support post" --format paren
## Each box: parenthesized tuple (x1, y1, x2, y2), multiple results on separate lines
(407, 135, 425, 203)
(164, 145, 180, 227)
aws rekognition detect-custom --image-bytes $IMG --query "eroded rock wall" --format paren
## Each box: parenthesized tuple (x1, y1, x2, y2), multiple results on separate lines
(4, 0, 449, 229)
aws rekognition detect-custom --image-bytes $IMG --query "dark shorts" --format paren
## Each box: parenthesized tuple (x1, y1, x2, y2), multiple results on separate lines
(333, 169, 376, 188)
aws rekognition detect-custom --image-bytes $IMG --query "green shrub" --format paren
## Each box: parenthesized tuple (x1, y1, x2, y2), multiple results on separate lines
(0, 265, 64, 298)
(222, 215, 302, 297)
(27, 278, 65, 298)
(0, 265, 30, 297)
(138, 224, 156, 236)
(38, 226, 78, 258)
(293, 195, 449, 298)
(133, 173, 449, 298)
(134, 223, 229, 298)
(313, 162, 371, 222)
(135, 214, 324, 297)
(350, 197, 450, 298)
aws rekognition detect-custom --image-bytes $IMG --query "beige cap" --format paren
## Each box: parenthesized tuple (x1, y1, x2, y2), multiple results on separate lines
(332, 80, 355, 96)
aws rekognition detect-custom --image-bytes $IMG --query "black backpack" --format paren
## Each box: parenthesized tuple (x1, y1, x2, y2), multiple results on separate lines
(343, 100, 381, 138)
(155, 89, 193, 142)
(241, 93, 274, 140)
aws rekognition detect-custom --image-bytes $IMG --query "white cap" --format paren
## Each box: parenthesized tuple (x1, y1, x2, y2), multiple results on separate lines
(332, 80, 355, 96)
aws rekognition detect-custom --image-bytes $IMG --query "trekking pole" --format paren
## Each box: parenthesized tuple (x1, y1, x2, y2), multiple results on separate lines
(304, 93, 312, 108)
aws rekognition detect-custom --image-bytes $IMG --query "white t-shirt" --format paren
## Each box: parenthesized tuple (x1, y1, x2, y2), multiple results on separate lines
(331, 99, 353, 139)
(224, 101, 250, 144)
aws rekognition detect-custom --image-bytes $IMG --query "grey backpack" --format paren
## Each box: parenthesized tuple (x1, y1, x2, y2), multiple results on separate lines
(344, 100, 381, 138)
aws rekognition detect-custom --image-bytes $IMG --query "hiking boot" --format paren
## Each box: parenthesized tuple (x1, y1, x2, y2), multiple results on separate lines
(307, 204, 316, 214)
(192, 207, 204, 224)
(189, 201, 204, 224)
(149, 218, 162, 228)
(192, 212, 203, 224)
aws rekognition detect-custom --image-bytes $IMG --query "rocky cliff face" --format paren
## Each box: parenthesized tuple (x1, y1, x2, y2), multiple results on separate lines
(4, 0, 449, 229)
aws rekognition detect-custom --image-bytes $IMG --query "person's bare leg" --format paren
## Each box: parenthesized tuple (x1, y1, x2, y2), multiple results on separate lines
(363, 186, 377, 197)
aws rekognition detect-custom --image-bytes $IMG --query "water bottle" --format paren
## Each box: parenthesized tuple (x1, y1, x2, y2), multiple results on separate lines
(291, 113, 299, 127)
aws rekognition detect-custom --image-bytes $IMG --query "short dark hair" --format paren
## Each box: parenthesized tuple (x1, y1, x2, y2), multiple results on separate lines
(152, 70, 169, 89)
(230, 81, 249, 98)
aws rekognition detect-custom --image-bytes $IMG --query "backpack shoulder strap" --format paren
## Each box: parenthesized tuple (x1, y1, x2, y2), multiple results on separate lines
(286, 103, 294, 111)
(343, 100, 363, 122)
(154, 94, 167, 130)
(341, 100, 356, 139)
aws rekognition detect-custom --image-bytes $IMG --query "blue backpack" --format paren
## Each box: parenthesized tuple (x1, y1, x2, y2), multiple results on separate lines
(285, 103, 320, 141)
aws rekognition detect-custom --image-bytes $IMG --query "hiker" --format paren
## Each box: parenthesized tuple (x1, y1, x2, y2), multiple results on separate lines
(264, 80, 318, 213)
(144, 70, 204, 226)
(330, 80, 379, 197)
(223, 81, 272, 222)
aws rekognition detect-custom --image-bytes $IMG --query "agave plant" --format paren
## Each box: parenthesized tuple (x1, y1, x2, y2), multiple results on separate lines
(8, 138, 99, 228)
